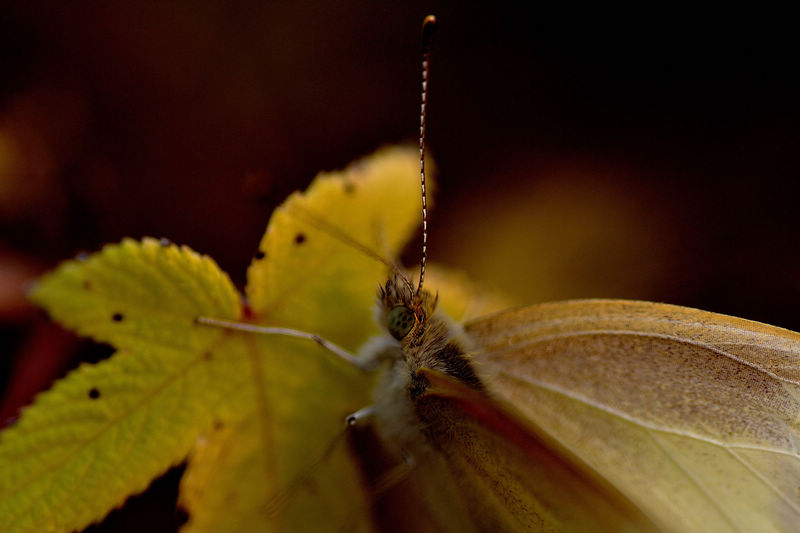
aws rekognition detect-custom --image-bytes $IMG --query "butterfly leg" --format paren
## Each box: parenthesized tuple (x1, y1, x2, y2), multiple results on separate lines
(194, 316, 371, 369)
(356, 334, 402, 369)
(370, 452, 416, 498)
(345, 412, 418, 498)
(346, 405, 376, 426)
(263, 428, 350, 518)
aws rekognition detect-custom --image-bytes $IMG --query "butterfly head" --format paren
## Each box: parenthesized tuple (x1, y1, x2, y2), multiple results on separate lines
(378, 272, 438, 342)
(377, 15, 439, 345)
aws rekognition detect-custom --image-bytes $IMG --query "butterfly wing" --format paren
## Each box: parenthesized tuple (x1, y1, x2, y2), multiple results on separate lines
(466, 299, 800, 532)
(409, 368, 659, 532)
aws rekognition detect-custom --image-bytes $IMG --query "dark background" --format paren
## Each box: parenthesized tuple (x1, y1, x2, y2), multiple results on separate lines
(1, 3, 798, 531)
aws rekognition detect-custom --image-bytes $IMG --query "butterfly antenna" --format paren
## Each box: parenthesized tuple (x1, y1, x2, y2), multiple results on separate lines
(416, 14, 436, 296)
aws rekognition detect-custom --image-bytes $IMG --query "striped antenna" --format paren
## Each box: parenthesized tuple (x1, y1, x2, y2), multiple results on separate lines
(417, 14, 436, 295)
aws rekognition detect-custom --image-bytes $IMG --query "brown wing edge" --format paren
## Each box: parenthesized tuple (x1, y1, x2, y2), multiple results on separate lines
(415, 367, 663, 532)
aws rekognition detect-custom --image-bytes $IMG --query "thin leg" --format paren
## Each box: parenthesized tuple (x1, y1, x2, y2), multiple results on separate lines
(372, 452, 416, 497)
(195, 316, 367, 370)
(346, 405, 375, 427)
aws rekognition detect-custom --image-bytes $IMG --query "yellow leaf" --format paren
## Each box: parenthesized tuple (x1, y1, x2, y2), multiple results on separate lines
(179, 147, 431, 532)
(2, 146, 461, 533)
(247, 145, 427, 349)
(2, 239, 245, 533)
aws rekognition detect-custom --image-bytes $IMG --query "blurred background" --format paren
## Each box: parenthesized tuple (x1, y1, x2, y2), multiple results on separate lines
(1, 2, 798, 531)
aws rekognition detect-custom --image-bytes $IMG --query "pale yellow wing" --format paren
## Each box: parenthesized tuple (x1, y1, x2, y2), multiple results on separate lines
(466, 299, 800, 532)
(410, 368, 659, 532)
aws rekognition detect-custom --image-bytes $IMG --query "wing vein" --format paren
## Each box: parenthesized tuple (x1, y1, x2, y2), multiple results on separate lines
(496, 371, 797, 457)
(726, 447, 800, 515)
(646, 428, 743, 532)
(488, 329, 800, 386)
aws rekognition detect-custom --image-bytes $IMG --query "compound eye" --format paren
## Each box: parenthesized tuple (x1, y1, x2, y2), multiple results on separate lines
(387, 306, 416, 340)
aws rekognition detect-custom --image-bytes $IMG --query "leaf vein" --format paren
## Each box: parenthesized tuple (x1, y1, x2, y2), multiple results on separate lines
(0, 335, 225, 502)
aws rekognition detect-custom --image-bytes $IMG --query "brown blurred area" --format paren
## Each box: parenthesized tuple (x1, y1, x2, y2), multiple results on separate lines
(1, 2, 798, 531)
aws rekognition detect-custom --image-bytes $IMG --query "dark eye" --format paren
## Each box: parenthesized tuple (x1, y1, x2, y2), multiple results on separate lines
(387, 306, 416, 340)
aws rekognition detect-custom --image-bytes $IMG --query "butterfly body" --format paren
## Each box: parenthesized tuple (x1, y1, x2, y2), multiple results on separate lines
(365, 273, 479, 455)
(363, 273, 663, 531)
(358, 275, 800, 532)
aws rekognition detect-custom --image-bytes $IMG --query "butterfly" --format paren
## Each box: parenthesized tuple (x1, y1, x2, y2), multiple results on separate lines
(6, 14, 800, 533)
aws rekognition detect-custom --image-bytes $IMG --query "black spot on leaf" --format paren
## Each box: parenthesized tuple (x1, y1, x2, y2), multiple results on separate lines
(112, 313, 124, 322)
(294, 233, 306, 245)
(254, 250, 266, 260)
(88, 388, 101, 399)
